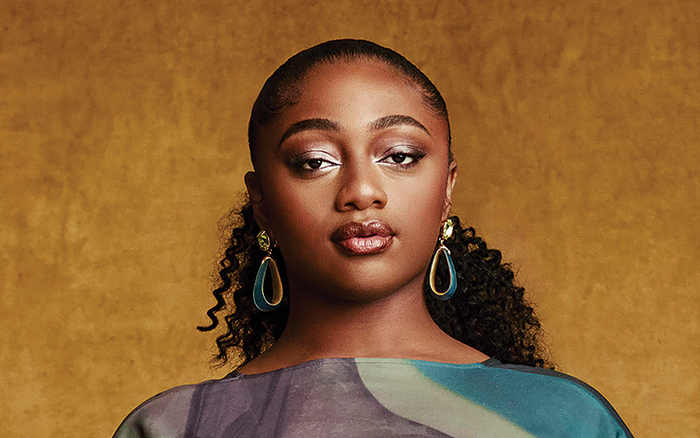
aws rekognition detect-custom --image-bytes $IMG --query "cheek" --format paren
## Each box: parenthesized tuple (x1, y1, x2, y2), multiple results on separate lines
(389, 170, 449, 250)
(263, 177, 333, 244)
(393, 169, 448, 218)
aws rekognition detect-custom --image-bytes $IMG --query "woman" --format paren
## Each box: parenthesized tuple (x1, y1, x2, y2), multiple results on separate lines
(114, 39, 633, 437)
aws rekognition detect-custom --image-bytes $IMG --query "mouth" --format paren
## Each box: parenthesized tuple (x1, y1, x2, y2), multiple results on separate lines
(330, 220, 395, 255)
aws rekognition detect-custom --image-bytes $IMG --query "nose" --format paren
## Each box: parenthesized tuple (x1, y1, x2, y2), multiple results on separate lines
(334, 162, 388, 211)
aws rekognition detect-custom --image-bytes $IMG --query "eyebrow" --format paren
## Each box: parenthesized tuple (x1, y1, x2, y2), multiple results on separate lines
(370, 115, 430, 136)
(277, 114, 431, 147)
(278, 118, 340, 147)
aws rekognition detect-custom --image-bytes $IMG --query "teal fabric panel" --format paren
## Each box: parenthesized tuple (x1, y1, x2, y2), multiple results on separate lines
(412, 360, 630, 437)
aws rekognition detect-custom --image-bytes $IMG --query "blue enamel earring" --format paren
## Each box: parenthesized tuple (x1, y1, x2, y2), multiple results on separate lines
(428, 218, 457, 300)
(252, 230, 283, 312)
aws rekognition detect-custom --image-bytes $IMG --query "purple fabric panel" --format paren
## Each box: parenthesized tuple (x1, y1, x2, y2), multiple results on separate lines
(184, 359, 451, 438)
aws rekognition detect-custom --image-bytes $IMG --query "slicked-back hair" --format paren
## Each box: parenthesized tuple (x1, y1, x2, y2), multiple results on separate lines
(247, 39, 451, 167)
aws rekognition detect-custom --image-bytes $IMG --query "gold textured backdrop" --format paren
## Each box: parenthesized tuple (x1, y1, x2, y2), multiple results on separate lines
(1, 1, 698, 437)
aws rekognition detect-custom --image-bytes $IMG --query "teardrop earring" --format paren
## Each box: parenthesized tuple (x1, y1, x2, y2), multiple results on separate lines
(428, 218, 457, 300)
(252, 230, 284, 312)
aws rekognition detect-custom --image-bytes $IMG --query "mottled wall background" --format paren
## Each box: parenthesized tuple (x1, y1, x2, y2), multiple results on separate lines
(1, 1, 698, 437)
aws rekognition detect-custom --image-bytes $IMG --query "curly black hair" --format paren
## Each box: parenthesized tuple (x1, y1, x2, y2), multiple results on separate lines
(199, 207, 553, 369)
(198, 39, 553, 369)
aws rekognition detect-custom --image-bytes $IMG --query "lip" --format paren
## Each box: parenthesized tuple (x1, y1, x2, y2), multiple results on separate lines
(331, 220, 395, 255)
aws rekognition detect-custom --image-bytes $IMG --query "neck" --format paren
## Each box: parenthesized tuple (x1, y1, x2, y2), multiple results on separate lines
(238, 279, 489, 374)
(281, 285, 438, 357)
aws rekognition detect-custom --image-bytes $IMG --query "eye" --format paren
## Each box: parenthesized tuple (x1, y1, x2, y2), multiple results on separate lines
(379, 147, 425, 169)
(387, 153, 412, 164)
(288, 151, 340, 174)
(302, 158, 334, 170)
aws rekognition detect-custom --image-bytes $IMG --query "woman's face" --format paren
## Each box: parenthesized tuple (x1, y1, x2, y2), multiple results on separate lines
(246, 60, 456, 303)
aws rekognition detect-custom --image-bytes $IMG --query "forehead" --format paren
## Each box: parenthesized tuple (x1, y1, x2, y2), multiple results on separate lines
(257, 60, 447, 147)
(293, 60, 427, 116)
(301, 59, 415, 92)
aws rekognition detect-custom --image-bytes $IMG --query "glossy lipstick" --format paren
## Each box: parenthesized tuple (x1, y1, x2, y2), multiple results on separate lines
(331, 221, 394, 255)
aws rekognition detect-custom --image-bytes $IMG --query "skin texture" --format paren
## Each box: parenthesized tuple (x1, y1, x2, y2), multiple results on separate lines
(242, 61, 488, 374)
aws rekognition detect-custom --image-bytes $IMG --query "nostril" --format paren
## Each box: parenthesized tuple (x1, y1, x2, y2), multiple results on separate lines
(334, 169, 388, 211)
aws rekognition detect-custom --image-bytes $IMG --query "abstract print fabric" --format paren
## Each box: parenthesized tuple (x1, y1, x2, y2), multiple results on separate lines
(113, 358, 634, 438)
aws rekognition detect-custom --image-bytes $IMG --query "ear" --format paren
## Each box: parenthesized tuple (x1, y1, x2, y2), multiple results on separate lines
(244, 171, 274, 237)
(442, 160, 458, 221)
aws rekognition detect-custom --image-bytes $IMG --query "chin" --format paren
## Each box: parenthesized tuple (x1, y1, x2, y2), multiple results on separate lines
(317, 268, 424, 304)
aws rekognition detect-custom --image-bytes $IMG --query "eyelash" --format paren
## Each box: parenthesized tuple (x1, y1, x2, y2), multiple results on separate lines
(288, 152, 340, 173)
(378, 148, 426, 169)
(288, 147, 426, 174)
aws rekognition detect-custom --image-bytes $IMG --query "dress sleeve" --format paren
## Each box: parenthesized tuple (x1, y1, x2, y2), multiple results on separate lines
(491, 363, 635, 438)
(112, 385, 197, 438)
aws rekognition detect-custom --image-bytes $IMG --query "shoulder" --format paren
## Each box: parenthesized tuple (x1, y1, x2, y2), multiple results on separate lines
(480, 360, 635, 437)
(482, 360, 620, 409)
(112, 383, 200, 438)
(400, 358, 633, 437)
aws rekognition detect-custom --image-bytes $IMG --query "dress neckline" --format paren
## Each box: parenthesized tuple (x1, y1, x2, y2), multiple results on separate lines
(228, 356, 501, 378)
